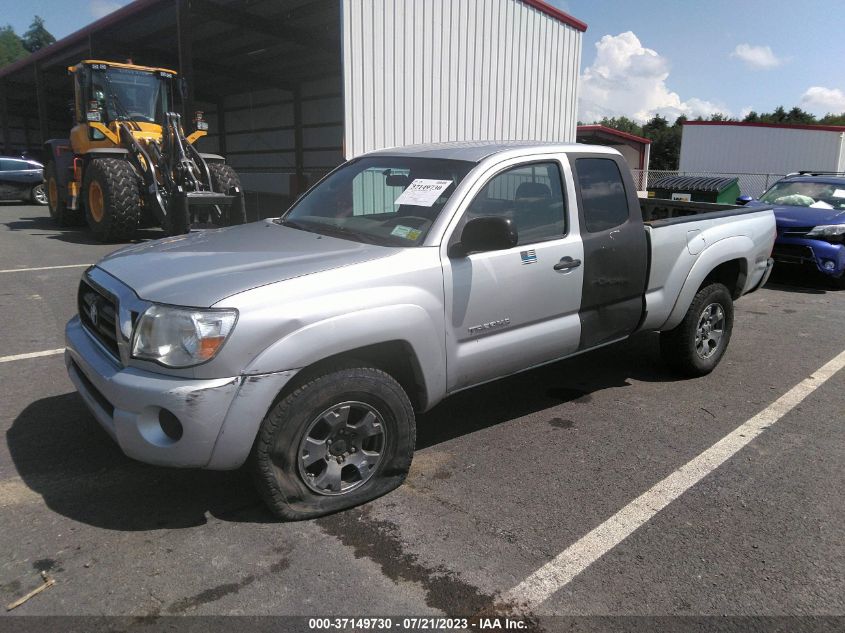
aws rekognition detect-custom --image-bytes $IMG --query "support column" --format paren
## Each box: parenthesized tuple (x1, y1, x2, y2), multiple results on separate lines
(216, 99, 227, 155)
(0, 79, 10, 154)
(34, 62, 49, 145)
(176, 0, 195, 120)
(293, 84, 305, 196)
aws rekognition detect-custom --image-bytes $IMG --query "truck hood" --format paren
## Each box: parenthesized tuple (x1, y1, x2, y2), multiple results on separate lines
(747, 199, 845, 228)
(96, 221, 400, 307)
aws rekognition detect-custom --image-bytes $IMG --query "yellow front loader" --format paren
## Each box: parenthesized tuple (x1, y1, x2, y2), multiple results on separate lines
(44, 60, 245, 242)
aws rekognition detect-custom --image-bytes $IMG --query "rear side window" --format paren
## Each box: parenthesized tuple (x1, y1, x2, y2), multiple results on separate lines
(575, 158, 629, 233)
(464, 162, 566, 245)
(0, 159, 16, 171)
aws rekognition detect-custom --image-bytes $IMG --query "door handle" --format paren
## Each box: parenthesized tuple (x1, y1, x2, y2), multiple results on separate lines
(554, 257, 582, 271)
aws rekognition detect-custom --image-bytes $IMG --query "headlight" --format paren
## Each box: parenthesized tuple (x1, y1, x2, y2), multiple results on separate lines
(131, 305, 237, 367)
(806, 224, 845, 237)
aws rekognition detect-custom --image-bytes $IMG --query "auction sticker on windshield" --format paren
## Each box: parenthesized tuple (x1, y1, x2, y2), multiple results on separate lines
(394, 179, 452, 207)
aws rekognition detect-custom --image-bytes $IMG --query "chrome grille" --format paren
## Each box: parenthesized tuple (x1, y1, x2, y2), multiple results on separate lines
(78, 278, 120, 359)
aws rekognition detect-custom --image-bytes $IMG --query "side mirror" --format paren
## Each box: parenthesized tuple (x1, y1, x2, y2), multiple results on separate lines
(451, 216, 518, 257)
(736, 195, 753, 205)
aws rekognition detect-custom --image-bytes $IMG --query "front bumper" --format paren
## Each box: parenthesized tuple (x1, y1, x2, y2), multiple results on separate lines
(65, 316, 295, 470)
(772, 236, 845, 277)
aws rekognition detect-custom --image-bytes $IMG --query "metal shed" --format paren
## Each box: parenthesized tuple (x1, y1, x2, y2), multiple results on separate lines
(576, 124, 651, 172)
(0, 0, 586, 216)
(679, 121, 845, 176)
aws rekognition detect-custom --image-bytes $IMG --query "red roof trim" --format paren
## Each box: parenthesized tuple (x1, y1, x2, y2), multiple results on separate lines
(683, 120, 845, 133)
(577, 125, 652, 145)
(519, 0, 588, 32)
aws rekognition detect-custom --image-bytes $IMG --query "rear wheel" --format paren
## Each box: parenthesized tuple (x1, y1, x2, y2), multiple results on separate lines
(660, 283, 734, 377)
(82, 158, 141, 242)
(250, 366, 416, 520)
(30, 184, 47, 205)
(45, 162, 84, 226)
(208, 162, 246, 226)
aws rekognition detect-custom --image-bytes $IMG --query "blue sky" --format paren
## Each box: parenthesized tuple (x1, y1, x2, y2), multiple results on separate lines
(6, 0, 845, 123)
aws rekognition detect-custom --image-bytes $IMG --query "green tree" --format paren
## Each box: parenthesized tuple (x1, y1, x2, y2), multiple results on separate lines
(820, 112, 845, 125)
(22, 16, 55, 53)
(597, 116, 643, 137)
(0, 24, 26, 67)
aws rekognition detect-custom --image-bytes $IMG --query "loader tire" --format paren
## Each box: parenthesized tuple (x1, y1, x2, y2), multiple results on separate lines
(208, 162, 247, 226)
(45, 162, 84, 226)
(83, 158, 141, 242)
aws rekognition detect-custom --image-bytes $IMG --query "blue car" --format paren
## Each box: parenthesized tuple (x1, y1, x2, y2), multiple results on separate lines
(745, 173, 845, 288)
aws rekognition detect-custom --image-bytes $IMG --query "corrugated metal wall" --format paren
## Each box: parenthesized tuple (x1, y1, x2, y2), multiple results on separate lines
(342, 0, 582, 159)
(679, 124, 845, 175)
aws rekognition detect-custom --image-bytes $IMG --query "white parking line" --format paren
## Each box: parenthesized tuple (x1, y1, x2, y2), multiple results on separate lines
(0, 264, 90, 274)
(0, 349, 64, 364)
(502, 348, 845, 611)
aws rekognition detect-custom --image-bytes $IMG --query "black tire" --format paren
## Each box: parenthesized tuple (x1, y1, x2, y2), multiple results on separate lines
(828, 274, 845, 290)
(45, 162, 84, 226)
(208, 162, 246, 226)
(30, 184, 48, 206)
(660, 282, 734, 377)
(82, 158, 141, 242)
(251, 366, 416, 520)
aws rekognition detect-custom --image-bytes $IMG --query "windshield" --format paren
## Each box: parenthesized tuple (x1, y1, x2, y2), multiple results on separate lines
(281, 156, 476, 246)
(92, 67, 169, 124)
(759, 180, 845, 210)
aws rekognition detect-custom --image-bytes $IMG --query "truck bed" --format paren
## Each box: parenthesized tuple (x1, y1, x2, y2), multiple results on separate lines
(637, 199, 775, 332)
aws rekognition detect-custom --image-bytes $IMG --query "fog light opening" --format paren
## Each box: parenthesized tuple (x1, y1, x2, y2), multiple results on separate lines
(158, 409, 184, 441)
(822, 260, 836, 271)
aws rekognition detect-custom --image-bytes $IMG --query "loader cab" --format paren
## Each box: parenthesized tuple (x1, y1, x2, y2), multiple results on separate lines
(69, 61, 176, 149)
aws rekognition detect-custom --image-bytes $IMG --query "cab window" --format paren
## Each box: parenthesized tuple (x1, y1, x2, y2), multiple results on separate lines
(575, 158, 630, 233)
(464, 162, 566, 245)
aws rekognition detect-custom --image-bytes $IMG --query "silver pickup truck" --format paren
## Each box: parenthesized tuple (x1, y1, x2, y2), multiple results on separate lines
(65, 141, 775, 519)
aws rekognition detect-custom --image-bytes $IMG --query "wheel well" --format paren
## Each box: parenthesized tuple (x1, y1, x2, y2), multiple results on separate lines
(279, 341, 428, 412)
(701, 259, 747, 299)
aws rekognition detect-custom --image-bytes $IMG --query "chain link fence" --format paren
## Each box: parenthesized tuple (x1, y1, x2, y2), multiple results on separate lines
(630, 170, 786, 198)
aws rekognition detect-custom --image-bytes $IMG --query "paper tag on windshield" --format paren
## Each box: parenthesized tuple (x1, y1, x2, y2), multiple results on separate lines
(833, 189, 845, 198)
(390, 225, 423, 240)
(394, 179, 451, 207)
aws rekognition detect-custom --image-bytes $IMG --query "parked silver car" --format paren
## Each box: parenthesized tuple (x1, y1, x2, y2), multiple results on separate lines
(65, 142, 775, 519)
(0, 156, 47, 205)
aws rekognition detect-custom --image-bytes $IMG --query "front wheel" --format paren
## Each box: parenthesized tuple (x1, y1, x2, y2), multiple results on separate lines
(660, 283, 734, 377)
(250, 366, 416, 520)
(83, 158, 141, 242)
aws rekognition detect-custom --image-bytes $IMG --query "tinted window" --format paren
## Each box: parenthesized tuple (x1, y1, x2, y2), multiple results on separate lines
(465, 162, 566, 245)
(576, 158, 630, 233)
(0, 159, 19, 171)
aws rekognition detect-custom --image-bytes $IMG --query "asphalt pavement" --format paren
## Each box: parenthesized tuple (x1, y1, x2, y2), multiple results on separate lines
(0, 201, 843, 631)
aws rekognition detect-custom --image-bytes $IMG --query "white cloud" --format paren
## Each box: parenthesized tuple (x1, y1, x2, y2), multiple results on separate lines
(578, 32, 727, 124)
(731, 44, 783, 70)
(800, 86, 845, 115)
(90, 0, 124, 19)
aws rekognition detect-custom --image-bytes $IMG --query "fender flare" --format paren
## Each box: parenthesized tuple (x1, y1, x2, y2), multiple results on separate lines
(243, 304, 446, 410)
(661, 236, 753, 331)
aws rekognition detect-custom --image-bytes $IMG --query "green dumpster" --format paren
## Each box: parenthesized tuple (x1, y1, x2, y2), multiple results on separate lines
(647, 176, 741, 204)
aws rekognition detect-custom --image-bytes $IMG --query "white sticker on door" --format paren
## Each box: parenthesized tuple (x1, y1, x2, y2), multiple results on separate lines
(394, 179, 452, 207)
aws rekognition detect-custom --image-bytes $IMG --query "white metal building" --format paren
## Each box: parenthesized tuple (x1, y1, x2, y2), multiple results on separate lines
(679, 121, 845, 175)
(342, 0, 585, 158)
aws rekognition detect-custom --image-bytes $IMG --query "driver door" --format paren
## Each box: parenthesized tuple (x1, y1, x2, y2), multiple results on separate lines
(441, 158, 584, 392)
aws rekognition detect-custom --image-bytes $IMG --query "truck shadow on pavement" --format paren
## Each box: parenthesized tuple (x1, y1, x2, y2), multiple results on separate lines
(6, 333, 679, 530)
(4, 214, 165, 245)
